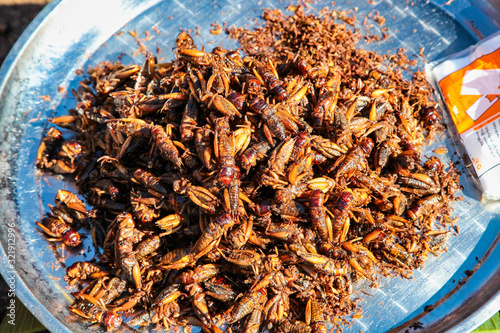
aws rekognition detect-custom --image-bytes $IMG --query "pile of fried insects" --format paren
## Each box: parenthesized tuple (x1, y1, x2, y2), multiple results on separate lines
(35, 5, 462, 333)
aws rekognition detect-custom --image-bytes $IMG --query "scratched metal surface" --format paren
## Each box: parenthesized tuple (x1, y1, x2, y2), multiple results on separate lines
(0, 0, 498, 332)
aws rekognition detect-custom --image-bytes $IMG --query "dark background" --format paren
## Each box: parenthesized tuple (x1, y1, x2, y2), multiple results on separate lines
(0, 1, 49, 64)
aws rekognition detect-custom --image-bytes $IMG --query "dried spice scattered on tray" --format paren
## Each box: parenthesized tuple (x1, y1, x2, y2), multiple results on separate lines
(35, 4, 462, 332)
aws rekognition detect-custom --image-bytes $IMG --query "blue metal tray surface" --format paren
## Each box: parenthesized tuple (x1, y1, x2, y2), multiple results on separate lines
(0, 0, 498, 332)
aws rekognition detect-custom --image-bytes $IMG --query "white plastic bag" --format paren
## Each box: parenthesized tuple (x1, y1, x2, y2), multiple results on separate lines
(431, 32, 500, 200)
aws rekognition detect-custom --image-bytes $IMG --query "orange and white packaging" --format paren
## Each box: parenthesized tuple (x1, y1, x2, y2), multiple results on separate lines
(431, 32, 500, 200)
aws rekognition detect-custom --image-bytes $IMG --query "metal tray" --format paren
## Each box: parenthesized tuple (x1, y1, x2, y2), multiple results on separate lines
(0, 0, 498, 332)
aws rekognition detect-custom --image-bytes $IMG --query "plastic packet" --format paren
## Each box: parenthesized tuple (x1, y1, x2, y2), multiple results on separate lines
(430, 32, 500, 201)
